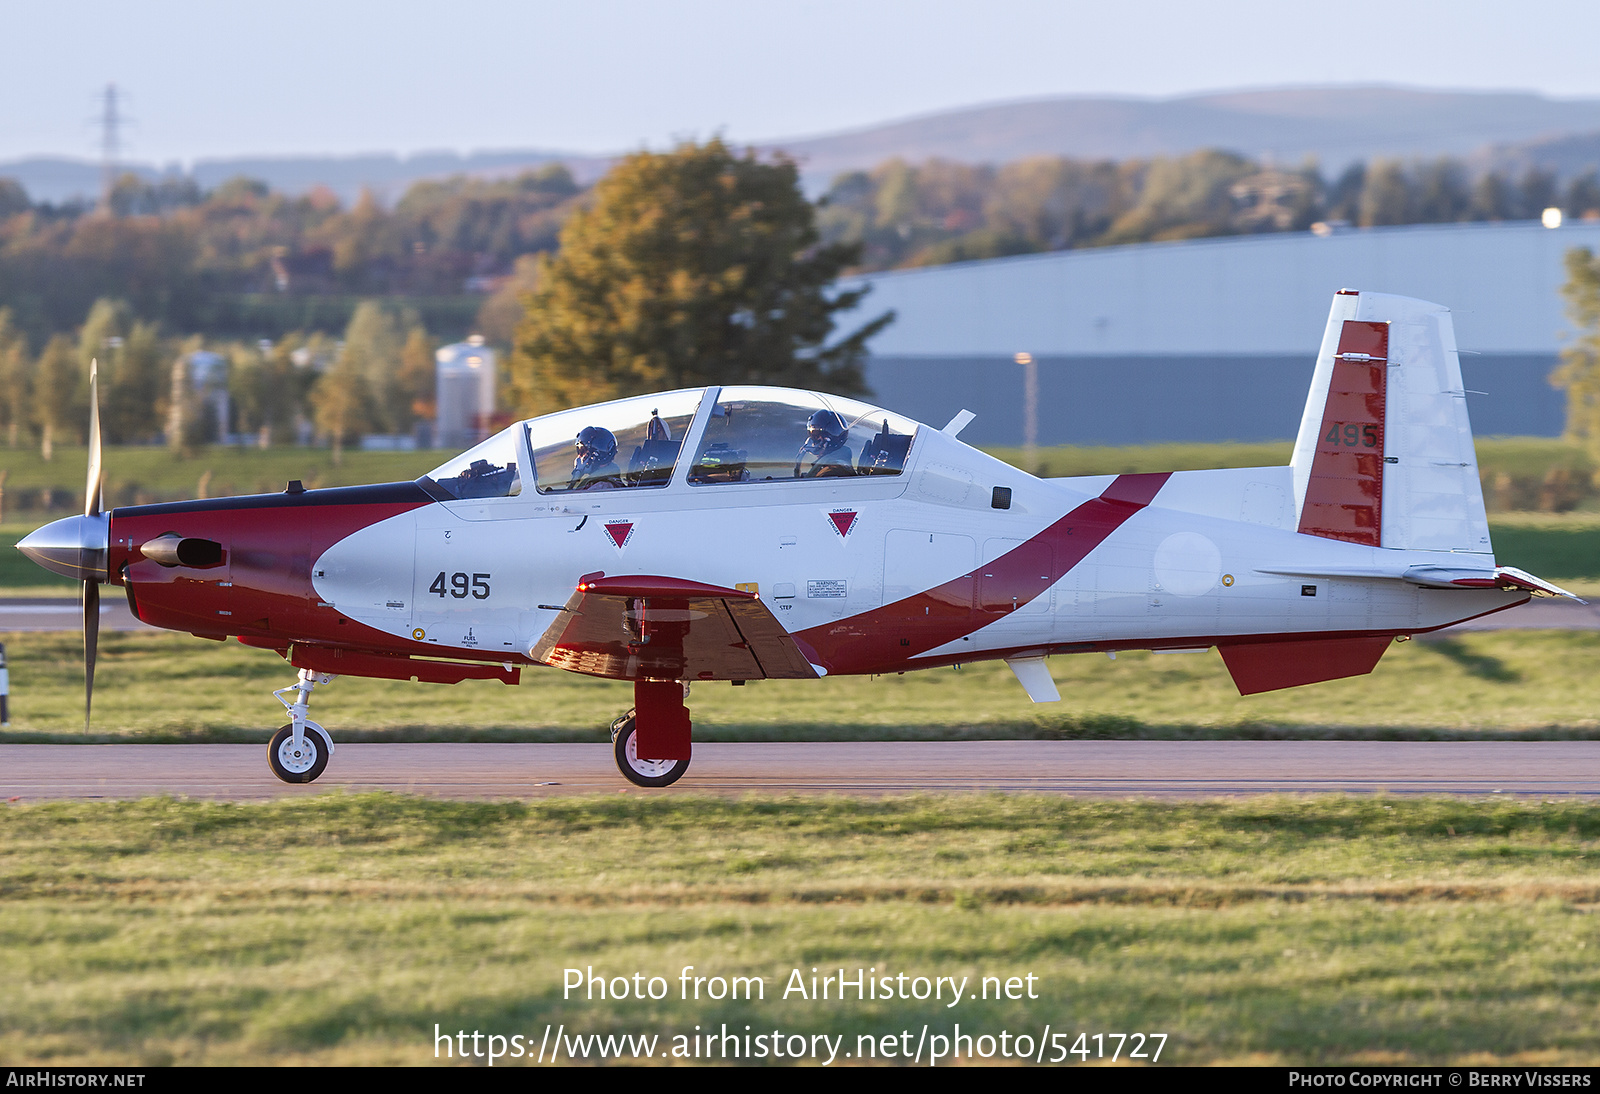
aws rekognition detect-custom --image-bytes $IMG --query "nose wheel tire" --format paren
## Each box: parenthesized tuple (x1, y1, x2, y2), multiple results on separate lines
(612, 714, 690, 788)
(269, 722, 332, 784)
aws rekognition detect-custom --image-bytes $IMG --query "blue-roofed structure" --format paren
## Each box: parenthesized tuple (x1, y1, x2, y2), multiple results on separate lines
(852, 220, 1600, 445)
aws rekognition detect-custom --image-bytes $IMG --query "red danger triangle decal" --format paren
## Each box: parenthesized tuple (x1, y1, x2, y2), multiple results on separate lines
(605, 521, 634, 548)
(828, 510, 857, 537)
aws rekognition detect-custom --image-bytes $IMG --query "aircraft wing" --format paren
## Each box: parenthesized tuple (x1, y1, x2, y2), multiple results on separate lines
(529, 575, 820, 681)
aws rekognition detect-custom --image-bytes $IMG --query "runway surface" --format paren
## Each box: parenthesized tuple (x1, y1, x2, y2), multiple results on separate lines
(0, 597, 156, 632)
(4, 741, 1598, 800)
(2, 594, 1598, 633)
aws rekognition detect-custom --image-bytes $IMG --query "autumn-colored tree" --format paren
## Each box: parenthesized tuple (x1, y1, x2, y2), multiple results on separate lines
(0, 308, 30, 447)
(397, 326, 437, 430)
(342, 301, 407, 432)
(1553, 247, 1600, 461)
(74, 297, 167, 444)
(475, 253, 541, 347)
(511, 139, 890, 415)
(32, 334, 77, 461)
(111, 320, 169, 444)
(229, 338, 304, 448)
(1102, 150, 1257, 243)
(313, 329, 374, 466)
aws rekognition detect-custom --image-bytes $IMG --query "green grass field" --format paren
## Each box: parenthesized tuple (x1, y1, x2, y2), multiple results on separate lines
(1, 628, 1599, 743)
(4, 794, 1600, 1065)
(0, 444, 440, 512)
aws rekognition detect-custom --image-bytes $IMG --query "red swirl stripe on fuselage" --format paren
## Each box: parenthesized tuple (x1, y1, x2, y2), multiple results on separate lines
(797, 472, 1171, 675)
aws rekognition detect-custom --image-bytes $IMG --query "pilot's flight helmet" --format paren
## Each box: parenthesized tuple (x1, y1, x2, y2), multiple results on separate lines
(574, 425, 618, 470)
(802, 409, 848, 456)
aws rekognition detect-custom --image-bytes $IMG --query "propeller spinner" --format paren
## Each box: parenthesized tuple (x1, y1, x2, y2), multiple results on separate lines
(15, 360, 107, 730)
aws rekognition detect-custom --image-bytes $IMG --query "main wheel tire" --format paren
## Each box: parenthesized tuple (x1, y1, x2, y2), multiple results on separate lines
(268, 722, 331, 784)
(612, 715, 690, 788)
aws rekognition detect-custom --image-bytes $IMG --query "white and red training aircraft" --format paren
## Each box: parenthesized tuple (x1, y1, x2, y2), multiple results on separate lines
(17, 290, 1578, 786)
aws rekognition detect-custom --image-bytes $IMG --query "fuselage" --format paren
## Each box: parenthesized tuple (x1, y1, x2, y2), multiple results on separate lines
(93, 397, 1525, 682)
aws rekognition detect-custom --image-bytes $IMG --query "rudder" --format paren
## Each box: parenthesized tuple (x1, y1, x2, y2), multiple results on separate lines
(1290, 290, 1491, 557)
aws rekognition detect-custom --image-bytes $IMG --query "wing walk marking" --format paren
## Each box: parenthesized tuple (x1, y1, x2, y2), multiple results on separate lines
(797, 472, 1172, 674)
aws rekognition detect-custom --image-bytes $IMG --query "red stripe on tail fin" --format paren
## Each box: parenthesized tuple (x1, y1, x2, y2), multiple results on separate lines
(1298, 320, 1388, 546)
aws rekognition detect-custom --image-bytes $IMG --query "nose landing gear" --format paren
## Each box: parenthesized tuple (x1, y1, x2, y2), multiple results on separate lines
(269, 721, 332, 783)
(269, 669, 337, 784)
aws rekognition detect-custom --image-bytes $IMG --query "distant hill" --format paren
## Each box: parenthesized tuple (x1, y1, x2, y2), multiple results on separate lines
(1477, 132, 1600, 181)
(0, 150, 614, 206)
(768, 87, 1600, 186)
(13, 86, 1600, 204)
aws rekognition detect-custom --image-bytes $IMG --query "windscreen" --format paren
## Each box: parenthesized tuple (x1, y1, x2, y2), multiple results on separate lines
(424, 426, 523, 499)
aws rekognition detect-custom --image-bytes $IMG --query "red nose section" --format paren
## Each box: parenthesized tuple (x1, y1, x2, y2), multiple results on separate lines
(112, 483, 434, 640)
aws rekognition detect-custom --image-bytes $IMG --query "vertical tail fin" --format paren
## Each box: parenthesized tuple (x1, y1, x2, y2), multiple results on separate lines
(1290, 290, 1491, 557)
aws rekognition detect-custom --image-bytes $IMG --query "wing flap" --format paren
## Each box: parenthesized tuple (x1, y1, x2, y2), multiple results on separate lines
(530, 575, 820, 681)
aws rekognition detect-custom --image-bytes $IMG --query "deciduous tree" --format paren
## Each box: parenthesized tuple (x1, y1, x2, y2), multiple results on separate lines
(511, 139, 891, 415)
(32, 334, 76, 461)
(1553, 246, 1600, 461)
(0, 308, 30, 447)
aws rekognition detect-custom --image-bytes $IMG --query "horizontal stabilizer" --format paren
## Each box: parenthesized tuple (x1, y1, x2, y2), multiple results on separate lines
(1476, 565, 1582, 602)
(530, 575, 819, 681)
(1257, 565, 1404, 580)
(1259, 563, 1582, 602)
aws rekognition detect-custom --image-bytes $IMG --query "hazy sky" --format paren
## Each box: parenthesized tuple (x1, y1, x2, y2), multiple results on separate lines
(7, 0, 1600, 164)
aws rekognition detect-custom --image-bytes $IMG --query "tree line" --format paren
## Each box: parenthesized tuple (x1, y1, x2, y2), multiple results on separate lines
(816, 151, 1600, 271)
(0, 166, 581, 346)
(0, 298, 435, 463)
(3, 147, 1594, 350)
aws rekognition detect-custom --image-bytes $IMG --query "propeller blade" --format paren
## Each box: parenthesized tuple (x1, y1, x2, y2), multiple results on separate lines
(83, 358, 103, 731)
(83, 578, 98, 733)
(85, 359, 102, 517)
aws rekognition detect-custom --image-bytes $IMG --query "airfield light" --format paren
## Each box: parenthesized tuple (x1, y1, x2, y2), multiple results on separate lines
(1543, 207, 1563, 229)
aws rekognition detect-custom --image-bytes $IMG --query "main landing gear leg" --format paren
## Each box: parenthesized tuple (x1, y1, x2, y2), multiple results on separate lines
(268, 669, 337, 784)
(612, 679, 691, 788)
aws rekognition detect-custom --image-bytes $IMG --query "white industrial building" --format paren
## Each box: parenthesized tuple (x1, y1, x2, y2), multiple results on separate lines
(853, 219, 1600, 445)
